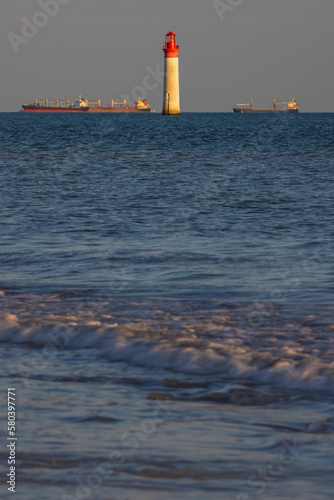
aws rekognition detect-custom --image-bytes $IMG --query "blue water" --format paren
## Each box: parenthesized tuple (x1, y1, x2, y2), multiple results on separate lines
(1, 112, 334, 499)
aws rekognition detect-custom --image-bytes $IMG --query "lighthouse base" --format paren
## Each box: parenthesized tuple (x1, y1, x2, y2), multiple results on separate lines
(162, 94, 181, 115)
(162, 109, 181, 116)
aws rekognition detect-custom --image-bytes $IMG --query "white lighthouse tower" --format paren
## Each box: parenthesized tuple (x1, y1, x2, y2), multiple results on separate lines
(162, 31, 181, 115)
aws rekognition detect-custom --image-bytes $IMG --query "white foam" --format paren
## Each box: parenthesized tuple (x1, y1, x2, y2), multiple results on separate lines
(1, 295, 334, 392)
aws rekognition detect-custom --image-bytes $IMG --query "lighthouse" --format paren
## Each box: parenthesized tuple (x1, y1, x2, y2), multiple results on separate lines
(162, 31, 181, 115)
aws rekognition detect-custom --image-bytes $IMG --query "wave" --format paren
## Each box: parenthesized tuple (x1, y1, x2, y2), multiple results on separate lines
(1, 291, 334, 392)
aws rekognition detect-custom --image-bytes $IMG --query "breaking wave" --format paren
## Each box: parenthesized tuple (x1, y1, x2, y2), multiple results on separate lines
(1, 291, 334, 393)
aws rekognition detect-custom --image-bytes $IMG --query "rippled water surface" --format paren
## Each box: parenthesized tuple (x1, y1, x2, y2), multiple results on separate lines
(0, 112, 334, 499)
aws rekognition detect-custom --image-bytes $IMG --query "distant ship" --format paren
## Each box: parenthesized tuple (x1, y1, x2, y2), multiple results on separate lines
(22, 96, 153, 113)
(233, 98, 299, 113)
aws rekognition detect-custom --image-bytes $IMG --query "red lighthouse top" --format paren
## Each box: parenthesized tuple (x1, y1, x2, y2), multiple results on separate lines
(163, 31, 180, 58)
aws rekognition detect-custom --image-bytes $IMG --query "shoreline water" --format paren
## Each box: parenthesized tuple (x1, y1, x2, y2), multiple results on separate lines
(1, 112, 333, 499)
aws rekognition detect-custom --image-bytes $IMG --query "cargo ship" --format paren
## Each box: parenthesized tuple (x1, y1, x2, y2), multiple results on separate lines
(22, 96, 153, 113)
(233, 98, 299, 113)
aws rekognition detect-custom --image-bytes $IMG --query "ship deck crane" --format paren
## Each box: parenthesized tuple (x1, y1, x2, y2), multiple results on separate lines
(234, 99, 253, 110)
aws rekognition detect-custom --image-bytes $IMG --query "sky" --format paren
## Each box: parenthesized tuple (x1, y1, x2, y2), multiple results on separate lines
(1, 0, 333, 112)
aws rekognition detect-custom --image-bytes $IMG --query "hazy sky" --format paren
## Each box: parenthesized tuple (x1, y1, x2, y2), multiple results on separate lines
(1, 0, 333, 112)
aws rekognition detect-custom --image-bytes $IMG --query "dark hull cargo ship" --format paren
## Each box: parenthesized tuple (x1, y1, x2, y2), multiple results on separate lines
(233, 98, 299, 113)
(22, 96, 153, 114)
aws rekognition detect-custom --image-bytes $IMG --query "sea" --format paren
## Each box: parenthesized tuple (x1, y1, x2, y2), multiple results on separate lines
(0, 112, 334, 500)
